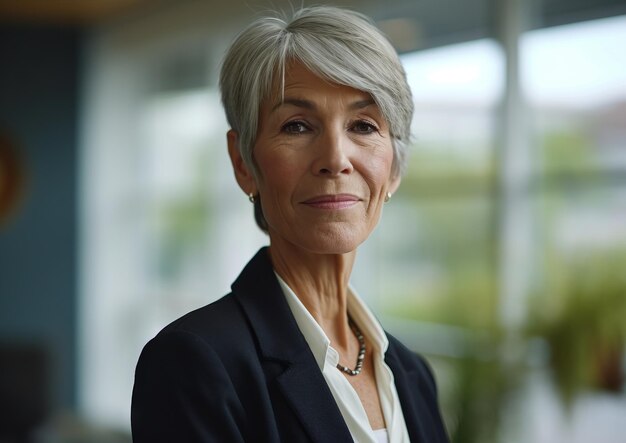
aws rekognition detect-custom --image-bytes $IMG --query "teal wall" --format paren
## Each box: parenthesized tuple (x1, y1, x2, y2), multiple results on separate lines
(0, 24, 80, 411)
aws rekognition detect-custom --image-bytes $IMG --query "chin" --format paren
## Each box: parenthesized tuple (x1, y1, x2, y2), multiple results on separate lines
(299, 226, 367, 255)
(269, 221, 373, 256)
(306, 242, 358, 255)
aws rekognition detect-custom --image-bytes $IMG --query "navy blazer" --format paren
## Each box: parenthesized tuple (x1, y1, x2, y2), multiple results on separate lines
(131, 247, 449, 442)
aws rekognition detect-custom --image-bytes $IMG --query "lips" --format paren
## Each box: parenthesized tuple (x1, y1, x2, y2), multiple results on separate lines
(301, 194, 360, 209)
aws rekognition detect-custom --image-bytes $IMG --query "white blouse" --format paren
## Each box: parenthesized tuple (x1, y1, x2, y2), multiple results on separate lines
(276, 274, 411, 443)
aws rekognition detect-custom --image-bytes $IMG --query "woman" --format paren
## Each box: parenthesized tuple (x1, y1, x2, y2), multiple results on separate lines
(132, 6, 448, 443)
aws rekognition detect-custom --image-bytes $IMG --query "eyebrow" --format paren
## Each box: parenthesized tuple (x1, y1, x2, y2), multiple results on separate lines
(349, 98, 376, 110)
(270, 97, 377, 113)
(271, 98, 313, 112)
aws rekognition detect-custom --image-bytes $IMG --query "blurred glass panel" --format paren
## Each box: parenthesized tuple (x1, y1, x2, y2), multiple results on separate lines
(531, 184, 626, 340)
(525, 185, 626, 439)
(85, 88, 267, 427)
(402, 39, 502, 182)
(134, 89, 266, 331)
(377, 195, 496, 329)
(369, 40, 502, 331)
(501, 14, 626, 443)
(136, 90, 224, 324)
(522, 15, 626, 174)
(535, 185, 626, 264)
(522, 17, 626, 417)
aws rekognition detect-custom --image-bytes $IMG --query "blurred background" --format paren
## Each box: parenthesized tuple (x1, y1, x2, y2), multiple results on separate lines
(1, 0, 625, 441)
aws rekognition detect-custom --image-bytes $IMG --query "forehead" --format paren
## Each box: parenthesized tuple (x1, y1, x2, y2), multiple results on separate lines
(283, 62, 334, 89)
(266, 61, 374, 108)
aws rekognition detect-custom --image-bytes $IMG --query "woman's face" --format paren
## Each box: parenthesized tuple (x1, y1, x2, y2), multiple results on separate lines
(230, 62, 400, 255)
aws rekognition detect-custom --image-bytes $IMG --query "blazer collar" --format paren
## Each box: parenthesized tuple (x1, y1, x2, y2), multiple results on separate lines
(231, 247, 353, 442)
(231, 247, 303, 362)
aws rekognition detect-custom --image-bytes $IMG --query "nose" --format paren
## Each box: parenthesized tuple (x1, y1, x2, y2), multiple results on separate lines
(311, 127, 354, 176)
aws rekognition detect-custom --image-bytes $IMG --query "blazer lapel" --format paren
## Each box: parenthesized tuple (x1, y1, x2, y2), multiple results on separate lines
(386, 345, 446, 443)
(275, 350, 354, 442)
(232, 248, 353, 443)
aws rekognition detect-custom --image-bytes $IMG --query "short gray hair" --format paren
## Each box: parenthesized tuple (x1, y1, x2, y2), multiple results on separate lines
(219, 6, 413, 231)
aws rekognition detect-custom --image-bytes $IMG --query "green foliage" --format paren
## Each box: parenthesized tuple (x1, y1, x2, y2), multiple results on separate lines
(445, 347, 518, 443)
(155, 194, 208, 280)
(153, 149, 212, 281)
(541, 129, 596, 173)
(527, 252, 626, 406)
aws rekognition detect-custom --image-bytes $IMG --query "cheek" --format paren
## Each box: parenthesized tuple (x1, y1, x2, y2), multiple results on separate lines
(256, 152, 300, 195)
(361, 148, 395, 190)
(253, 152, 305, 229)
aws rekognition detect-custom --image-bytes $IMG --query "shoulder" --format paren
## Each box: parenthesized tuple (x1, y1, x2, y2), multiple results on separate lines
(385, 332, 439, 391)
(132, 295, 250, 441)
(132, 293, 259, 418)
(163, 293, 244, 337)
(144, 292, 256, 365)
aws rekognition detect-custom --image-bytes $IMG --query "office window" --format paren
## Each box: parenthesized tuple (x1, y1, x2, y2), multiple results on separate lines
(370, 39, 503, 333)
(494, 16, 626, 443)
(521, 15, 626, 336)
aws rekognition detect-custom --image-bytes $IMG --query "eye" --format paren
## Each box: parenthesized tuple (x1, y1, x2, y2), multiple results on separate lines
(281, 120, 310, 134)
(351, 120, 378, 134)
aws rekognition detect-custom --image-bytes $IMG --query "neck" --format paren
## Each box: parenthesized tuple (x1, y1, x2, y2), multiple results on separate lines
(268, 234, 356, 349)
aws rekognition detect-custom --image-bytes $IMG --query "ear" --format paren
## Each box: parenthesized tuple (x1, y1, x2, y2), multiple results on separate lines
(387, 173, 401, 196)
(227, 130, 257, 195)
